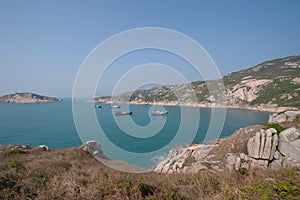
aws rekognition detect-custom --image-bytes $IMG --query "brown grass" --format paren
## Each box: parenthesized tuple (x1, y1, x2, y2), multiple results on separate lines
(0, 145, 300, 200)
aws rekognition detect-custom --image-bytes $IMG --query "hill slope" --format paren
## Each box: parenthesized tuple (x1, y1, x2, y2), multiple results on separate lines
(96, 55, 300, 108)
(0, 93, 61, 103)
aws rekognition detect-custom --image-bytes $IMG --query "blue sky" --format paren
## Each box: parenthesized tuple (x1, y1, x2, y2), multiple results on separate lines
(0, 0, 300, 97)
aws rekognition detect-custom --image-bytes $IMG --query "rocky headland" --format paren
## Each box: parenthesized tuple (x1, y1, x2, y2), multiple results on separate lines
(153, 110, 300, 174)
(0, 92, 61, 103)
(93, 55, 300, 113)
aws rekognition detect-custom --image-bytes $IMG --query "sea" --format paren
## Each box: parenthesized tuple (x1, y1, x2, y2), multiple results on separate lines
(0, 99, 269, 169)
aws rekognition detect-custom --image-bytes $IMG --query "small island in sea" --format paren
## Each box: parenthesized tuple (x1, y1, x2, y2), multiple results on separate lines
(0, 92, 61, 103)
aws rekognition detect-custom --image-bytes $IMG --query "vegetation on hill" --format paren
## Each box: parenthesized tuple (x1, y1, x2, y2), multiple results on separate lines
(96, 55, 300, 108)
(0, 145, 299, 199)
(0, 93, 61, 103)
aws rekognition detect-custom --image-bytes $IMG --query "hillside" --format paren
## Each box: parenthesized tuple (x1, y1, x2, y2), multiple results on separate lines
(0, 93, 61, 103)
(95, 55, 300, 108)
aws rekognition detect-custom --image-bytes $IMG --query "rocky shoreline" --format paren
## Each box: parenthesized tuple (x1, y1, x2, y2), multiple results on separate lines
(89, 99, 295, 113)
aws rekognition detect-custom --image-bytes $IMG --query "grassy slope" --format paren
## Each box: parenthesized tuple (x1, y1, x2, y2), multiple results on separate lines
(0, 145, 300, 199)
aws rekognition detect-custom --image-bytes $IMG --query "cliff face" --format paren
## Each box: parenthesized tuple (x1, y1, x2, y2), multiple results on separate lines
(0, 93, 61, 103)
(95, 55, 300, 108)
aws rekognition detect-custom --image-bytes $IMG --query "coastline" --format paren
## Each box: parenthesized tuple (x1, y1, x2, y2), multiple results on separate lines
(89, 99, 297, 113)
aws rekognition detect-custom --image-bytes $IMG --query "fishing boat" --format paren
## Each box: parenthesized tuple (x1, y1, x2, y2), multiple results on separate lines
(111, 105, 121, 108)
(151, 110, 168, 115)
(115, 111, 132, 116)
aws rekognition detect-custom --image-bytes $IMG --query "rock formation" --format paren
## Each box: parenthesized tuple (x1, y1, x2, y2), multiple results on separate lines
(82, 141, 105, 158)
(226, 127, 300, 171)
(269, 110, 300, 123)
(155, 110, 300, 173)
(153, 144, 216, 173)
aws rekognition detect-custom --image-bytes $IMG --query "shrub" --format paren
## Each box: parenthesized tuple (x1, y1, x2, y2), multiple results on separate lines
(183, 156, 196, 167)
(263, 122, 286, 133)
(0, 160, 22, 170)
(138, 182, 155, 198)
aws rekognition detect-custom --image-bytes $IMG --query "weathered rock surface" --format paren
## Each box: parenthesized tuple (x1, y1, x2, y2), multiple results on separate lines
(153, 144, 216, 173)
(278, 128, 300, 162)
(269, 110, 300, 123)
(227, 125, 300, 171)
(82, 141, 105, 158)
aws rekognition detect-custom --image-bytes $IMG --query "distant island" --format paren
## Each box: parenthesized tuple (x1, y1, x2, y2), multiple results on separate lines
(93, 55, 300, 112)
(0, 92, 61, 103)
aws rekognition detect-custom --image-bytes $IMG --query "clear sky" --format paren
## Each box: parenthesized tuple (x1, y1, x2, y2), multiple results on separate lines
(0, 0, 300, 97)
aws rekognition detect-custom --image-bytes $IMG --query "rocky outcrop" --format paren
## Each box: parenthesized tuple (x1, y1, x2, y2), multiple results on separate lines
(37, 145, 49, 151)
(82, 141, 105, 158)
(269, 110, 300, 123)
(154, 110, 300, 174)
(226, 127, 300, 171)
(226, 79, 273, 105)
(0, 93, 61, 103)
(278, 128, 300, 161)
(153, 144, 217, 173)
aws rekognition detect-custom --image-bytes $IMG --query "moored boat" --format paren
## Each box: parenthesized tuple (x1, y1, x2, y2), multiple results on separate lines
(115, 111, 133, 116)
(111, 105, 121, 108)
(151, 110, 168, 115)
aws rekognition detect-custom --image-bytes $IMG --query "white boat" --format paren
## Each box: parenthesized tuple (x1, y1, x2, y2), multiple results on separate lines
(151, 110, 168, 115)
(115, 111, 132, 116)
(111, 105, 121, 108)
(95, 105, 102, 108)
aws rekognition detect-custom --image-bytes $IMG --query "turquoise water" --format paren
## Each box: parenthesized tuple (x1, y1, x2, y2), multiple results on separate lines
(0, 100, 269, 168)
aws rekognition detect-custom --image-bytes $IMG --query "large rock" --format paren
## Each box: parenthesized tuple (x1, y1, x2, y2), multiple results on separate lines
(259, 131, 266, 158)
(248, 128, 277, 161)
(82, 141, 105, 158)
(154, 144, 215, 173)
(278, 128, 300, 162)
(270, 133, 279, 160)
(279, 128, 300, 142)
(269, 110, 300, 123)
(278, 141, 300, 162)
(284, 111, 300, 122)
(269, 113, 287, 123)
(261, 130, 273, 159)
(226, 154, 237, 172)
(247, 137, 255, 157)
(246, 128, 280, 169)
(252, 132, 261, 158)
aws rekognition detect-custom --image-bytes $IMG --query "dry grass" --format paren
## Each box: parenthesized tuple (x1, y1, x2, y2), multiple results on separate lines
(0, 145, 300, 200)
